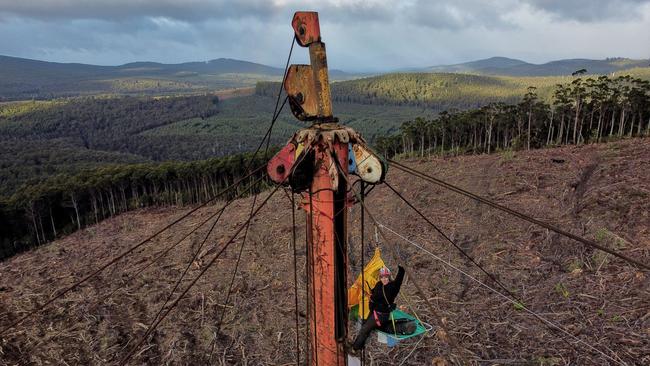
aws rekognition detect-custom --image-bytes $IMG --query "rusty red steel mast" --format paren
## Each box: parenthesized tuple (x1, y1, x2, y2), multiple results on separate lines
(267, 11, 385, 366)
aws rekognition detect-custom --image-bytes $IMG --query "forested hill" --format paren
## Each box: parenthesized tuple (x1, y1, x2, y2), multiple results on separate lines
(0, 55, 283, 100)
(0, 55, 354, 100)
(0, 55, 283, 80)
(257, 68, 650, 111)
(0, 56, 262, 100)
(0, 95, 220, 197)
(424, 56, 650, 76)
(375, 75, 650, 158)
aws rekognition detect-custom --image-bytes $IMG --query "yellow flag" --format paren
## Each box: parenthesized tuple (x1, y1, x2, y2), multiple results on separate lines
(347, 247, 385, 319)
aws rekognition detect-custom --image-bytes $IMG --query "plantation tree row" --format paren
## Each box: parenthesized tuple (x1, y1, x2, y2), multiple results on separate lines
(0, 94, 219, 147)
(376, 75, 650, 157)
(0, 95, 222, 197)
(0, 151, 272, 260)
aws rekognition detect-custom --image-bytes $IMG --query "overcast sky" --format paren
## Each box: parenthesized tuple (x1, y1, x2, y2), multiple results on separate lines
(0, 0, 648, 72)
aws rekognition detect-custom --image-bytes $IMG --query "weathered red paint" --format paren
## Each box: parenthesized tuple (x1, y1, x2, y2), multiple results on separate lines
(266, 141, 296, 184)
(303, 140, 347, 366)
(292, 11, 321, 47)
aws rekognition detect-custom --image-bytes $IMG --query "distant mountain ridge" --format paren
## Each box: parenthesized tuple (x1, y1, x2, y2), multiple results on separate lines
(0, 55, 352, 100)
(425, 56, 650, 76)
(0, 55, 285, 79)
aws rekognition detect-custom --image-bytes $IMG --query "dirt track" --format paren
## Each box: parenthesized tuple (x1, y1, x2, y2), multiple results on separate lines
(1, 138, 649, 365)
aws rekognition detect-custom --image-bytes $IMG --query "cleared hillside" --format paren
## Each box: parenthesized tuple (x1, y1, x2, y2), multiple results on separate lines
(1, 138, 648, 365)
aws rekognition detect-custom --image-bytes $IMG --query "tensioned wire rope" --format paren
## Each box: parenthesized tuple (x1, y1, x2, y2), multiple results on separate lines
(344, 152, 624, 364)
(0, 164, 265, 336)
(1, 70, 292, 336)
(119, 183, 284, 364)
(383, 178, 594, 360)
(119, 146, 312, 365)
(0, 93, 288, 337)
(350, 170, 626, 364)
(384, 181, 523, 305)
(376, 222, 628, 366)
(20, 174, 268, 354)
(387, 158, 649, 271)
(332, 153, 471, 364)
(123, 179, 248, 363)
(290, 191, 301, 365)
(122, 34, 298, 364)
(344, 147, 637, 364)
(206, 34, 297, 363)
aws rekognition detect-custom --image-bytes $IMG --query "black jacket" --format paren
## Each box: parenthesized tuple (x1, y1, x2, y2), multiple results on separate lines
(369, 265, 405, 314)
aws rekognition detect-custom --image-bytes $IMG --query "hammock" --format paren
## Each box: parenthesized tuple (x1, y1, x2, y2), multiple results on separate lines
(347, 248, 430, 346)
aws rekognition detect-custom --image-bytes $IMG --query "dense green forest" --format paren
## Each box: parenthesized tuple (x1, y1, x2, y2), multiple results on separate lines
(2, 70, 649, 260)
(374, 75, 650, 157)
(258, 69, 650, 111)
(0, 95, 220, 196)
(257, 73, 561, 110)
(0, 94, 430, 198)
(0, 151, 271, 259)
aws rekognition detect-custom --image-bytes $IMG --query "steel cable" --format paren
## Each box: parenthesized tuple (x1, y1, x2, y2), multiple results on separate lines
(120, 143, 312, 364)
(119, 183, 285, 365)
(388, 158, 649, 271)
(331, 154, 471, 364)
(384, 181, 522, 304)
(290, 192, 301, 365)
(0, 164, 265, 336)
(378, 222, 627, 366)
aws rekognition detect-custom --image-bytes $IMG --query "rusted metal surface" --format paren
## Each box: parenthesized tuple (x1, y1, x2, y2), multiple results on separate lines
(292, 11, 321, 46)
(284, 65, 319, 121)
(266, 141, 296, 184)
(285, 11, 334, 123)
(302, 139, 347, 366)
(308, 42, 333, 120)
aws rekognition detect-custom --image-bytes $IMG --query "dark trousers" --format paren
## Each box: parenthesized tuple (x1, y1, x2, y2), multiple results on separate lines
(352, 312, 389, 350)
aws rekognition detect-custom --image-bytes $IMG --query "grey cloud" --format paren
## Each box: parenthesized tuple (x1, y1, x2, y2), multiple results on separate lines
(405, 0, 520, 30)
(524, 0, 650, 21)
(0, 0, 280, 22)
(0, 0, 514, 29)
(0, 0, 648, 70)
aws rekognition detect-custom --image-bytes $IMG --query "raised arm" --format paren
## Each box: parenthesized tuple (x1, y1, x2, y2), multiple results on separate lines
(393, 265, 405, 292)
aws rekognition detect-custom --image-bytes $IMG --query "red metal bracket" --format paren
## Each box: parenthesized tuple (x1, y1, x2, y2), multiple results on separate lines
(292, 11, 321, 47)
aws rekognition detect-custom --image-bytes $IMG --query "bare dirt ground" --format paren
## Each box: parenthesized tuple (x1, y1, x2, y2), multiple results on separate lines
(1, 138, 649, 365)
(213, 87, 256, 100)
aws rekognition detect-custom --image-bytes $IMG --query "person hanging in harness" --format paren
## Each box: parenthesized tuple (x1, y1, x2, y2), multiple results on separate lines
(352, 264, 405, 350)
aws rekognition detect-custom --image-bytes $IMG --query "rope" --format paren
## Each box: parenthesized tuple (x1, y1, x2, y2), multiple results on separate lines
(83, 176, 267, 324)
(261, 39, 294, 158)
(331, 154, 471, 364)
(385, 178, 612, 361)
(397, 330, 425, 366)
(378, 222, 628, 366)
(120, 36, 299, 358)
(307, 187, 319, 366)
(384, 181, 522, 305)
(388, 159, 649, 271)
(214, 191, 258, 334)
(290, 192, 301, 365)
(214, 30, 293, 328)
(119, 182, 286, 365)
(125, 186, 234, 362)
(207, 35, 298, 363)
(0, 164, 265, 336)
(360, 180, 366, 365)
(305, 190, 313, 366)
